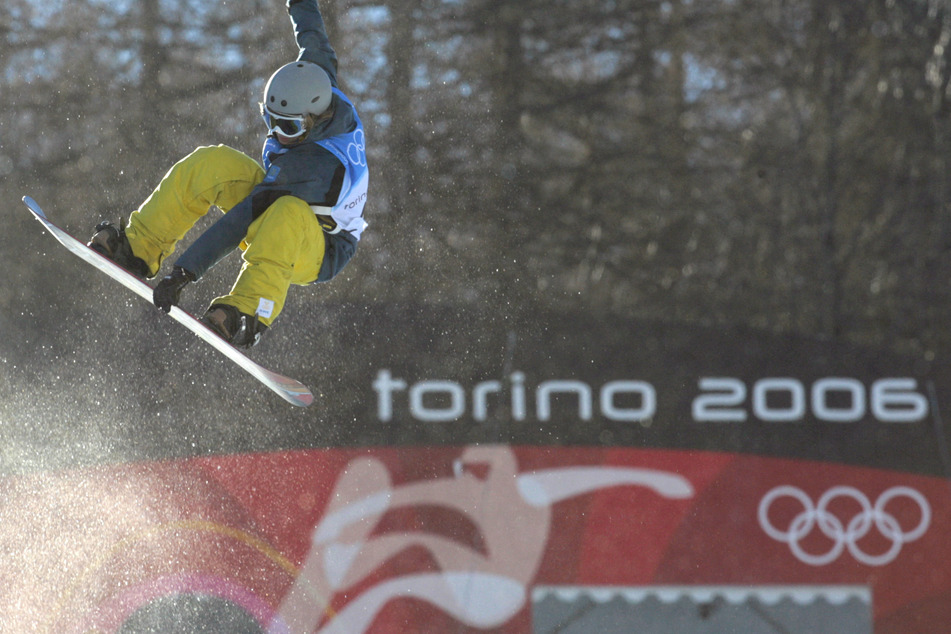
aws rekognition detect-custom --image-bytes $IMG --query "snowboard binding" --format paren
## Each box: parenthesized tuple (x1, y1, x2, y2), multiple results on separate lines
(202, 304, 268, 349)
(87, 221, 152, 279)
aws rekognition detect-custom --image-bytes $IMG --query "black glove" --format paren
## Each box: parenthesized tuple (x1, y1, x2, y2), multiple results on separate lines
(153, 266, 196, 313)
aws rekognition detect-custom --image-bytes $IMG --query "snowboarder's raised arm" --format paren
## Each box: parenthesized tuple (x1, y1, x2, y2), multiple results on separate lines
(287, 0, 339, 86)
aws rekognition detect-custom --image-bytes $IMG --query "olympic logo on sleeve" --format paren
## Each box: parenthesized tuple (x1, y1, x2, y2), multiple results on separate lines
(347, 129, 367, 167)
(757, 485, 931, 566)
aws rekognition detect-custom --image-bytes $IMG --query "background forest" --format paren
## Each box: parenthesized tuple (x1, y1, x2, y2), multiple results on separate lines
(2, 0, 950, 400)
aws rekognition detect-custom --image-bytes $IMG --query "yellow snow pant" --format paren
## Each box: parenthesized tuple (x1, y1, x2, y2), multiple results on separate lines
(124, 144, 325, 326)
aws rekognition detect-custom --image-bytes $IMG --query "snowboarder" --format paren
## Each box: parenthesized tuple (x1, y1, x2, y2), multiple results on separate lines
(88, 0, 368, 348)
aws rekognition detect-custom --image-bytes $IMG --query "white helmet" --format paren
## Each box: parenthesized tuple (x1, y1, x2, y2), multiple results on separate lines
(263, 61, 333, 118)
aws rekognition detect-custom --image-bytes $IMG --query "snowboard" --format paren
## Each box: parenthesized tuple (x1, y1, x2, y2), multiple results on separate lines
(23, 195, 314, 407)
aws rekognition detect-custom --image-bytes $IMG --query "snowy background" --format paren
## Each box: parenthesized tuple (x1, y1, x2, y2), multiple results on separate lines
(2, 2, 951, 632)
(0, 0, 951, 460)
(3, 0, 951, 471)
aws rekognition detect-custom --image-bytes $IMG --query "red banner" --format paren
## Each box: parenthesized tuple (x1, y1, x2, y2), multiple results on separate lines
(1, 447, 947, 633)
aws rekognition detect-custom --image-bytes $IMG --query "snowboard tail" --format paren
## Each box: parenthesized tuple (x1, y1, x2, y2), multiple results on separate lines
(22, 195, 314, 407)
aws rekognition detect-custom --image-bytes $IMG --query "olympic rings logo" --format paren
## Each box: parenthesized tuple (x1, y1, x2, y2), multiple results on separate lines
(758, 485, 930, 566)
(347, 129, 367, 167)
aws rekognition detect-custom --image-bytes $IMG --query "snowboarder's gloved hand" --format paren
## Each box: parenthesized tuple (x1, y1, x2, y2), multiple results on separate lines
(153, 266, 196, 313)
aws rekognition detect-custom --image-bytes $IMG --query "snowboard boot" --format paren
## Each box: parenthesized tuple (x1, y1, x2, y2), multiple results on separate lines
(201, 304, 268, 349)
(87, 221, 152, 279)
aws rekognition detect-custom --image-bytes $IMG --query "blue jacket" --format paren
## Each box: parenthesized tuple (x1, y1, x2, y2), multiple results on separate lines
(177, 0, 366, 283)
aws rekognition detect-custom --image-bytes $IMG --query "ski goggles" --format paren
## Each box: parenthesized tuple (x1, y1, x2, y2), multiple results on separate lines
(262, 108, 308, 139)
